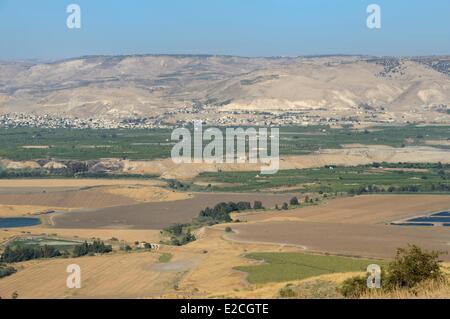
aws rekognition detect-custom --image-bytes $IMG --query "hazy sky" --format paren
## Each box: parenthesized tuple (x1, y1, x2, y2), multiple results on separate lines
(1, 0, 449, 60)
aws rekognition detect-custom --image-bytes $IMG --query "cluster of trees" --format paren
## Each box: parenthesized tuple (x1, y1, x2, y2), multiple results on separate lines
(349, 182, 450, 195)
(0, 263, 17, 278)
(0, 240, 112, 263)
(349, 184, 420, 195)
(199, 201, 256, 223)
(372, 162, 450, 170)
(339, 245, 444, 298)
(163, 224, 197, 246)
(0, 245, 61, 263)
(0, 169, 49, 178)
(72, 240, 112, 257)
(167, 180, 190, 190)
(276, 197, 302, 211)
(169, 232, 196, 246)
(430, 183, 450, 191)
(163, 201, 264, 246)
(0, 168, 159, 179)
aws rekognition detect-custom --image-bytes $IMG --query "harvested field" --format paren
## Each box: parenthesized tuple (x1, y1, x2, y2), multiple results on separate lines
(226, 221, 450, 260)
(0, 180, 190, 210)
(0, 251, 198, 299)
(0, 187, 79, 194)
(102, 186, 191, 202)
(227, 195, 450, 260)
(238, 195, 450, 225)
(0, 226, 296, 299)
(225, 195, 450, 260)
(0, 178, 163, 188)
(0, 189, 137, 209)
(51, 193, 294, 229)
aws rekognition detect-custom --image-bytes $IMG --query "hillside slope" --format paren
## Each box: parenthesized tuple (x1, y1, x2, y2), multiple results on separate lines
(1, 55, 449, 122)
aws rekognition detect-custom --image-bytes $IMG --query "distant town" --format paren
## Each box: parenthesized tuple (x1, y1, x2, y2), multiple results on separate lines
(0, 106, 435, 130)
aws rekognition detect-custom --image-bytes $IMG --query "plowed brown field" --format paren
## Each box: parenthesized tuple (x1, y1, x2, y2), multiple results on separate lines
(225, 195, 450, 260)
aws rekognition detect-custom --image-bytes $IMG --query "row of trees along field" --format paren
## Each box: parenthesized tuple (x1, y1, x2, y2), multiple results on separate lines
(0, 240, 112, 263)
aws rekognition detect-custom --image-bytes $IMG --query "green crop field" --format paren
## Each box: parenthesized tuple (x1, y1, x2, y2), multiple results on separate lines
(195, 163, 450, 194)
(7, 236, 84, 253)
(0, 125, 448, 161)
(0, 127, 173, 161)
(235, 252, 384, 284)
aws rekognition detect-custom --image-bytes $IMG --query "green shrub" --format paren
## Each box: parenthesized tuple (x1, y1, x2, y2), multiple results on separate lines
(338, 276, 368, 298)
(338, 245, 445, 298)
(290, 197, 299, 206)
(279, 285, 297, 298)
(384, 245, 444, 290)
(0, 264, 17, 278)
(225, 226, 233, 233)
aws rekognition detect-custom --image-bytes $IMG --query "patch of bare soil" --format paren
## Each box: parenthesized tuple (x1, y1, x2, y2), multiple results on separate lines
(224, 195, 450, 260)
(51, 192, 294, 229)
(0, 189, 137, 209)
(238, 195, 450, 225)
(122, 146, 450, 180)
(101, 186, 191, 202)
(425, 139, 450, 146)
(226, 220, 450, 260)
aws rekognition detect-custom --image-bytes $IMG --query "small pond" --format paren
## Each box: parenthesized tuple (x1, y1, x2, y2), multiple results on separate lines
(0, 217, 41, 228)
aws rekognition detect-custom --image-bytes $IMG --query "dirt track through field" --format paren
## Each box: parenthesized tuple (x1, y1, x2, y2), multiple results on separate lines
(227, 221, 450, 260)
(225, 195, 450, 260)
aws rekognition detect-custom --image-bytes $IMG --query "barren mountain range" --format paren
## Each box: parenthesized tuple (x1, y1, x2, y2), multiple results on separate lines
(1, 55, 449, 123)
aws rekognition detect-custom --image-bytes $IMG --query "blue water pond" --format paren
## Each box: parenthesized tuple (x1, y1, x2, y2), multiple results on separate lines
(0, 217, 41, 228)
(407, 216, 450, 223)
(431, 211, 450, 217)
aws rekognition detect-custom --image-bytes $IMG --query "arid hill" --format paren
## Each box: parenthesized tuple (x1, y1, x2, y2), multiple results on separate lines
(1, 55, 449, 122)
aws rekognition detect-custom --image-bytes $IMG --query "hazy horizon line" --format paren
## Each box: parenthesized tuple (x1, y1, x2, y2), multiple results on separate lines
(1, 52, 449, 64)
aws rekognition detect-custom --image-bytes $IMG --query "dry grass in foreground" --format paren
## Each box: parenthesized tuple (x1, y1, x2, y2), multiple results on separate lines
(362, 278, 450, 299)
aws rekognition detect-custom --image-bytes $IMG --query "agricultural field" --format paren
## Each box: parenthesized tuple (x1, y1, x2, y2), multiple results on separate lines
(0, 126, 449, 299)
(0, 128, 173, 161)
(0, 250, 179, 299)
(234, 252, 383, 284)
(195, 163, 450, 193)
(6, 236, 84, 254)
(51, 192, 293, 229)
(225, 194, 450, 260)
(0, 125, 449, 161)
